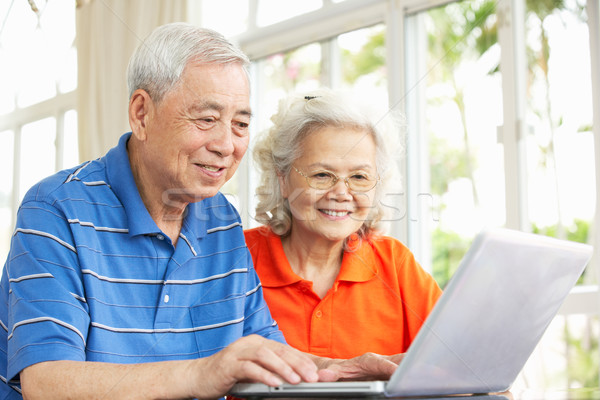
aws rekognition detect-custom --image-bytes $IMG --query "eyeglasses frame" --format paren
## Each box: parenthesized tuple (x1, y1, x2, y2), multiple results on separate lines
(292, 165, 379, 192)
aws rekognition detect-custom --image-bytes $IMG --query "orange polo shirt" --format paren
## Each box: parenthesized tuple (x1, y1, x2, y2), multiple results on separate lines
(244, 226, 442, 359)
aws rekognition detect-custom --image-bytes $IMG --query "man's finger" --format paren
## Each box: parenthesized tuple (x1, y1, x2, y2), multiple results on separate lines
(231, 337, 319, 384)
(317, 368, 339, 382)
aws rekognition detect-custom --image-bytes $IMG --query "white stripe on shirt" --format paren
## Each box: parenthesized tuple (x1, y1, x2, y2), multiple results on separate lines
(68, 219, 129, 233)
(13, 228, 76, 253)
(206, 222, 242, 234)
(91, 316, 244, 334)
(9, 317, 85, 344)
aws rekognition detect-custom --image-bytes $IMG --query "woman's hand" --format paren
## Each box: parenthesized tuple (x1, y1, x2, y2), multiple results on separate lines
(311, 352, 404, 382)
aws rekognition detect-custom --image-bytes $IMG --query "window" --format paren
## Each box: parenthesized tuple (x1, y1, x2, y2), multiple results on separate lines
(0, 0, 78, 264)
(256, 0, 322, 27)
(0, 131, 14, 264)
(525, 2, 595, 283)
(404, 1, 504, 287)
(229, 0, 600, 389)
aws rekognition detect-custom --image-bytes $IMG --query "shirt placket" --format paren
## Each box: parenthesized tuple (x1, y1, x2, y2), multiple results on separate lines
(153, 234, 179, 330)
(307, 285, 333, 355)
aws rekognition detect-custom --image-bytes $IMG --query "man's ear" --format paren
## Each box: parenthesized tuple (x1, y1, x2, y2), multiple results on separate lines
(128, 89, 153, 141)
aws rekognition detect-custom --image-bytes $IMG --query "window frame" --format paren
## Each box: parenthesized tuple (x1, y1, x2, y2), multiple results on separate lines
(0, 90, 77, 234)
(234, 0, 600, 319)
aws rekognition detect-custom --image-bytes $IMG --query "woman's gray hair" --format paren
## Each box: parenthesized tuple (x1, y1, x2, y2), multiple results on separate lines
(253, 88, 404, 241)
(127, 22, 250, 102)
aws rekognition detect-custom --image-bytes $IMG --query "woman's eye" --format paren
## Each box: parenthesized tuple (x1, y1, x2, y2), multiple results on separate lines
(312, 172, 334, 180)
(352, 174, 369, 180)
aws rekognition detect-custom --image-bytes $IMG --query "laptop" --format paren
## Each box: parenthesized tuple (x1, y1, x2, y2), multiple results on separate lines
(230, 228, 593, 398)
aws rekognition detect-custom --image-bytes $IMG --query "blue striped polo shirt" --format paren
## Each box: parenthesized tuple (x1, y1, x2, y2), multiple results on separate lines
(0, 132, 284, 397)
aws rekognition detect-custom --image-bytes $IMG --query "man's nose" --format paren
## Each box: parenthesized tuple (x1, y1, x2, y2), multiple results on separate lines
(208, 123, 235, 157)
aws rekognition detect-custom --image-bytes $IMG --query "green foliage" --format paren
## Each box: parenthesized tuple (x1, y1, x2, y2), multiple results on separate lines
(531, 218, 589, 244)
(427, 0, 498, 80)
(341, 31, 385, 84)
(531, 219, 592, 284)
(431, 228, 471, 288)
(526, 0, 566, 19)
(564, 318, 599, 388)
(281, 50, 321, 88)
(429, 136, 474, 197)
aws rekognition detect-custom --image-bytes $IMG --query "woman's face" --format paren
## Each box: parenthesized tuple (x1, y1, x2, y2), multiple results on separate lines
(280, 125, 378, 244)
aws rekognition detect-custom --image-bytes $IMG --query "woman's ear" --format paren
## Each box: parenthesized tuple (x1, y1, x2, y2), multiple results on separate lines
(128, 89, 153, 141)
(278, 173, 289, 199)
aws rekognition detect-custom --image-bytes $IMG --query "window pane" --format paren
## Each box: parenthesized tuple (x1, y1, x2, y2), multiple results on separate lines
(0, 0, 38, 112)
(0, 45, 16, 115)
(201, 0, 248, 37)
(257, 0, 322, 27)
(515, 314, 600, 390)
(0, 131, 14, 265)
(408, 0, 504, 287)
(58, 46, 78, 94)
(62, 110, 79, 168)
(525, 2, 595, 284)
(0, 0, 76, 107)
(338, 24, 388, 108)
(20, 118, 56, 201)
(254, 43, 322, 132)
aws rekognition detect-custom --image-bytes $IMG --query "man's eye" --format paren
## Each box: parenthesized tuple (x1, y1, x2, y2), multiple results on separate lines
(233, 121, 250, 137)
(351, 174, 369, 181)
(194, 118, 215, 128)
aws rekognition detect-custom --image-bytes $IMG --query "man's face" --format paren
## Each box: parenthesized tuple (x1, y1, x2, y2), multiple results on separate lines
(139, 62, 251, 205)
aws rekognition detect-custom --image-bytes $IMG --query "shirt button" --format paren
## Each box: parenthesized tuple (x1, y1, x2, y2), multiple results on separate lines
(164, 294, 170, 303)
(315, 310, 322, 318)
(156, 234, 165, 240)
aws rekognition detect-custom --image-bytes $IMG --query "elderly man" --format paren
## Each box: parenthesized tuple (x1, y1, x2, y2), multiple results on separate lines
(0, 23, 398, 399)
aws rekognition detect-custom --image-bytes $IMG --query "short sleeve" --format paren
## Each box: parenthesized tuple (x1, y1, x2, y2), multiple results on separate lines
(242, 250, 286, 344)
(4, 199, 89, 381)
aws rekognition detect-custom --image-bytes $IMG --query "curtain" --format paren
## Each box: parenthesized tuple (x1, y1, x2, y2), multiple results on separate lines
(76, 0, 189, 162)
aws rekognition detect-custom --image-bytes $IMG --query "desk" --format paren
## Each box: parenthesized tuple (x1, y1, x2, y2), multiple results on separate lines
(236, 388, 600, 400)
(508, 388, 600, 399)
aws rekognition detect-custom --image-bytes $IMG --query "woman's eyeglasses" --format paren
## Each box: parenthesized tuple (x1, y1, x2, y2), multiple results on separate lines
(292, 166, 379, 192)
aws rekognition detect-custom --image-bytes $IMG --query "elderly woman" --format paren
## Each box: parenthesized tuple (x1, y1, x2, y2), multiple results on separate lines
(245, 88, 442, 359)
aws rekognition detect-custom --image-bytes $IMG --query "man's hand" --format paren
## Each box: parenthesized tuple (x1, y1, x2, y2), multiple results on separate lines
(21, 335, 320, 400)
(189, 334, 320, 399)
(313, 353, 404, 382)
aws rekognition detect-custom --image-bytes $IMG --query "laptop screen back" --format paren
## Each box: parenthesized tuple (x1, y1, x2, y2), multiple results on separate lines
(385, 228, 592, 396)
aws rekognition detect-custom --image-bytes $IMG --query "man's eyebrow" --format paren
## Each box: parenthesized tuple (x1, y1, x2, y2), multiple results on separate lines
(237, 109, 253, 119)
(190, 101, 252, 119)
(191, 101, 223, 113)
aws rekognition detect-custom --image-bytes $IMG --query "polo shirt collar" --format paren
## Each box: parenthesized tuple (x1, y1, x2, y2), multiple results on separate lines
(257, 230, 303, 287)
(337, 238, 379, 282)
(258, 230, 378, 287)
(181, 200, 207, 240)
(105, 132, 161, 237)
